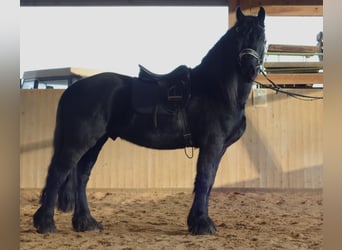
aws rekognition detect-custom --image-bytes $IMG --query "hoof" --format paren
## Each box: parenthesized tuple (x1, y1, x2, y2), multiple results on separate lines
(72, 214, 103, 232)
(187, 214, 217, 235)
(33, 207, 57, 234)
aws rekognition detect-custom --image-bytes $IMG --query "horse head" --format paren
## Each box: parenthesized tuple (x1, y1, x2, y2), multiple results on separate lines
(235, 7, 266, 82)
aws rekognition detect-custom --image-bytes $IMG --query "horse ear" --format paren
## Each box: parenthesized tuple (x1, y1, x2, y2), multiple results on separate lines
(258, 7, 266, 25)
(236, 7, 244, 21)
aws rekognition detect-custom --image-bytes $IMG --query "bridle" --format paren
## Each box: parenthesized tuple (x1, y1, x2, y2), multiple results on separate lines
(239, 48, 262, 68)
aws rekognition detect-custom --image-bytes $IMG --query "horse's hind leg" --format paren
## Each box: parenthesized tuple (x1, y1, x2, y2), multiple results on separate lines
(33, 127, 108, 234)
(33, 150, 80, 234)
(72, 135, 108, 232)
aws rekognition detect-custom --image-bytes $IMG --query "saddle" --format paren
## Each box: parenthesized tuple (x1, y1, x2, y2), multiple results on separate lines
(132, 64, 191, 128)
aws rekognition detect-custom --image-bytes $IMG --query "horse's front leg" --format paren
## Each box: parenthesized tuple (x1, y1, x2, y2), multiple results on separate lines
(187, 143, 226, 235)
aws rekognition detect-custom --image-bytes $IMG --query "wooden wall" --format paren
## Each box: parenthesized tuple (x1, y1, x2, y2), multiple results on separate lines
(20, 88, 323, 189)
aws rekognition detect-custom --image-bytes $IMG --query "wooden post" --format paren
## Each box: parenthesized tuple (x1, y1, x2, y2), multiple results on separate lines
(228, 0, 239, 27)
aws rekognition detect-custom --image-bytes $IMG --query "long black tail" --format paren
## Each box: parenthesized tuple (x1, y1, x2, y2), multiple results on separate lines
(54, 95, 76, 212)
(40, 166, 76, 212)
(57, 167, 76, 212)
(39, 93, 77, 212)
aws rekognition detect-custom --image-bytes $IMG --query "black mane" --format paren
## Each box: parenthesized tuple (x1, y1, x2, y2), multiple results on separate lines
(190, 9, 265, 108)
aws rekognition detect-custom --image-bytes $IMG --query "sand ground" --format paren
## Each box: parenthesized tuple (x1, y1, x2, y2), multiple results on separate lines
(20, 189, 322, 250)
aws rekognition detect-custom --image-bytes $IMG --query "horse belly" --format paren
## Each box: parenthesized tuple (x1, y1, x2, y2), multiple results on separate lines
(119, 131, 185, 150)
(118, 114, 186, 150)
(121, 133, 185, 150)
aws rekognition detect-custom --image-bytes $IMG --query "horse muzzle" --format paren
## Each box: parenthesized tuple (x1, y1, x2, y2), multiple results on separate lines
(239, 48, 262, 82)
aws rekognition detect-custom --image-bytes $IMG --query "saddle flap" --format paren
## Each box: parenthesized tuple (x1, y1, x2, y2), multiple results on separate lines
(132, 65, 192, 124)
(132, 79, 163, 114)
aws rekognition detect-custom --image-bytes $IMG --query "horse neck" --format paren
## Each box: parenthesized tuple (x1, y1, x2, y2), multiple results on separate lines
(190, 34, 252, 110)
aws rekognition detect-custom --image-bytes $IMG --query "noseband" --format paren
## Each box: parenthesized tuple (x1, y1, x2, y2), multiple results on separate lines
(239, 48, 262, 67)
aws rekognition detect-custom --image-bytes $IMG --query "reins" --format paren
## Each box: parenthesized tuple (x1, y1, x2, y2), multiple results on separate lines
(179, 52, 323, 159)
(182, 45, 323, 159)
(254, 68, 323, 101)
(239, 48, 323, 101)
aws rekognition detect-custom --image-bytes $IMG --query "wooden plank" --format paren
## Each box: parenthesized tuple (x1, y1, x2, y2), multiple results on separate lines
(228, 0, 323, 27)
(264, 62, 323, 69)
(242, 0, 323, 6)
(229, 6, 322, 27)
(265, 68, 322, 74)
(268, 44, 319, 53)
(264, 62, 323, 73)
(239, 0, 323, 15)
(247, 5, 322, 16)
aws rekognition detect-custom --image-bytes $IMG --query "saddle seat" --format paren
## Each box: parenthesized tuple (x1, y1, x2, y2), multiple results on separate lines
(138, 64, 190, 82)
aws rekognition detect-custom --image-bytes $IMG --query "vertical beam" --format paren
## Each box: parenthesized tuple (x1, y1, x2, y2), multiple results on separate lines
(228, 0, 239, 27)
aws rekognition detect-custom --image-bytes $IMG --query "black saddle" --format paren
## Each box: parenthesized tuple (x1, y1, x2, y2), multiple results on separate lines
(139, 64, 189, 82)
(132, 65, 191, 128)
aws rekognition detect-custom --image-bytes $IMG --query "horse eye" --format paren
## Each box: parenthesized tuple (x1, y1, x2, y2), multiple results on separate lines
(236, 27, 240, 33)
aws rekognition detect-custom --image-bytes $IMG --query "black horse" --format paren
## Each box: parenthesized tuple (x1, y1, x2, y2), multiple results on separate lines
(33, 7, 266, 235)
